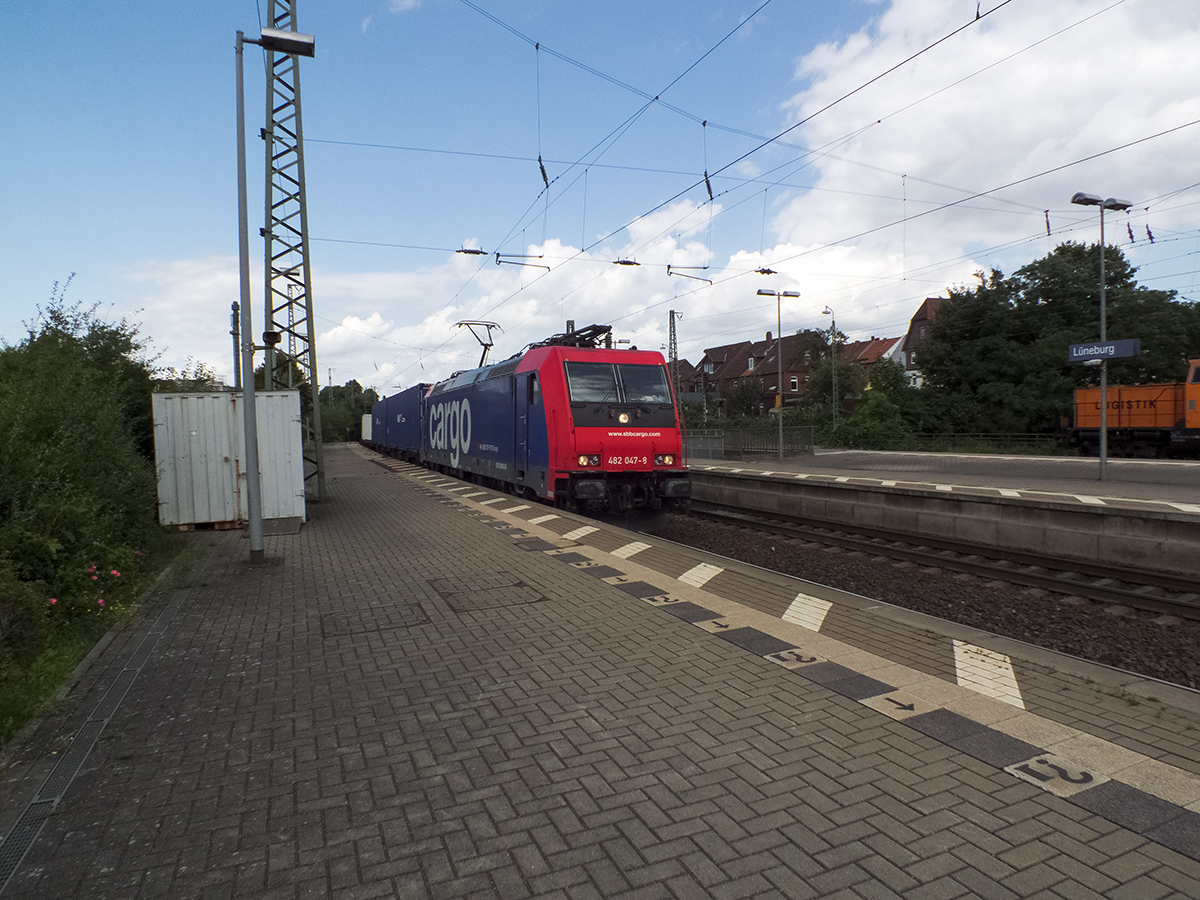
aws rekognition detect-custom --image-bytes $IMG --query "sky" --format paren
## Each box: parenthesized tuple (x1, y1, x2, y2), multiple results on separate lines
(3, 0, 1199, 395)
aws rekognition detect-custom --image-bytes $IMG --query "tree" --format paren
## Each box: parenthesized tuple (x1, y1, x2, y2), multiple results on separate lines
(319, 380, 380, 441)
(727, 376, 764, 418)
(917, 242, 1200, 433)
(843, 391, 913, 449)
(1, 285, 163, 683)
(155, 358, 221, 393)
(865, 357, 911, 400)
(801, 352, 869, 417)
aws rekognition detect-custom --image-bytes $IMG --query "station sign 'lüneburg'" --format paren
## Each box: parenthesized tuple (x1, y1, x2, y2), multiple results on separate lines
(1067, 339, 1141, 362)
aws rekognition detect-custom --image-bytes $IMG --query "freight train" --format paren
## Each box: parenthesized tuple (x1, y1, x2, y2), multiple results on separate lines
(365, 324, 690, 514)
(1065, 357, 1200, 457)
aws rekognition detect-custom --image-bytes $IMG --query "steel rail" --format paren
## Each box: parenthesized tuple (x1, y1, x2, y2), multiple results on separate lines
(689, 499, 1200, 621)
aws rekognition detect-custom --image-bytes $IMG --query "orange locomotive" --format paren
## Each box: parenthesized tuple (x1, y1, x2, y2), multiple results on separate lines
(1069, 358, 1200, 457)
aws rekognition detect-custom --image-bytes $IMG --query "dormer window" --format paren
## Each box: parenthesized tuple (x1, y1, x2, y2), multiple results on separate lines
(747, 358, 755, 371)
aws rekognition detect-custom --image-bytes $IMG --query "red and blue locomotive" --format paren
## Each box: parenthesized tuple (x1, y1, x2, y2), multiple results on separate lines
(368, 325, 690, 514)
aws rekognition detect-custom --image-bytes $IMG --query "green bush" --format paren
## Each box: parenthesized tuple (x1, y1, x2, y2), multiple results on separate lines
(0, 283, 167, 744)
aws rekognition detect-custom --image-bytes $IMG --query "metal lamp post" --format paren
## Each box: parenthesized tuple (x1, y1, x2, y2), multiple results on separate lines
(237, 26, 315, 564)
(1070, 192, 1132, 482)
(757, 289, 800, 461)
(822, 306, 838, 433)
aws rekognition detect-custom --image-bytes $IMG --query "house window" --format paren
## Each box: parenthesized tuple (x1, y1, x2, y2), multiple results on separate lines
(790, 376, 798, 391)
(747, 358, 755, 371)
(704, 362, 714, 374)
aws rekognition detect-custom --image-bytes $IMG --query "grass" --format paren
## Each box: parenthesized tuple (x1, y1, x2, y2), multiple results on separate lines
(0, 533, 200, 750)
(0, 632, 103, 742)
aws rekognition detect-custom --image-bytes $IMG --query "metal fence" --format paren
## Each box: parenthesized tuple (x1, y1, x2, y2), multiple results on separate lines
(684, 428, 1065, 459)
(849, 432, 1064, 454)
(685, 427, 814, 461)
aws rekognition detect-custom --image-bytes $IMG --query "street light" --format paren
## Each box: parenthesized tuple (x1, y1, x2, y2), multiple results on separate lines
(237, 26, 316, 564)
(757, 289, 800, 460)
(822, 307, 838, 433)
(1070, 191, 1131, 482)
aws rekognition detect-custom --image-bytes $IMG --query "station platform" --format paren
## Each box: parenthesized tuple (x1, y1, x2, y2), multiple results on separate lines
(691, 449, 1200, 517)
(2, 443, 1198, 899)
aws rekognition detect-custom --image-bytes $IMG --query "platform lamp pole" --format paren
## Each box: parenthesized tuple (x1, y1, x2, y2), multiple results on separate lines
(237, 26, 315, 564)
(1070, 192, 1131, 482)
(757, 289, 799, 461)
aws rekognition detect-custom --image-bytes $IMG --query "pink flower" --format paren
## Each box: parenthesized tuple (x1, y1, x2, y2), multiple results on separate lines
(91, 575, 98, 581)
(49, 598, 57, 605)
(98, 599, 105, 607)
(110, 570, 120, 577)
(88, 565, 96, 573)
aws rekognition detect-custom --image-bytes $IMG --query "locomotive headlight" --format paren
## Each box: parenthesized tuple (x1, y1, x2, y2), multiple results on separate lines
(618, 412, 630, 424)
(655, 454, 674, 466)
(577, 454, 600, 467)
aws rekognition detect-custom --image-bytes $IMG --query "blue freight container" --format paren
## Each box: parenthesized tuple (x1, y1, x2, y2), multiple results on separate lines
(372, 383, 428, 461)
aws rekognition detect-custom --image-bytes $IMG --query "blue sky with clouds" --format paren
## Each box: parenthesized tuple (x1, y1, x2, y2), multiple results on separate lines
(3, 1, 1198, 392)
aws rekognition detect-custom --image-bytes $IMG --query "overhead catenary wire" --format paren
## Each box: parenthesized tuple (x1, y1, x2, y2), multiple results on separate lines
(476, 0, 1027, 305)
(605, 119, 1200, 328)
(344, 0, 1194, 384)
(387, 2, 779, 378)
(312, 0, 1117, 277)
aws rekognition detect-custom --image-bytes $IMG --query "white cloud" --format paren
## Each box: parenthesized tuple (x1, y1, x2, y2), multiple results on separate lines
(760, 0, 1200, 339)
(115, 256, 243, 384)
(104, 1, 1200, 396)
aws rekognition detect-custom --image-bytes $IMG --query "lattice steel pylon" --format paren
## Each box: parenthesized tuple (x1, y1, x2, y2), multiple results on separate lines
(262, 0, 325, 500)
(668, 310, 681, 401)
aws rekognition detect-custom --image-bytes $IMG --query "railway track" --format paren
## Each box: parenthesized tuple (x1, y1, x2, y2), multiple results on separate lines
(689, 499, 1200, 621)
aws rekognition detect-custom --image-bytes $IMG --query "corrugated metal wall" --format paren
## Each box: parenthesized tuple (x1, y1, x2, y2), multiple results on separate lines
(153, 392, 306, 526)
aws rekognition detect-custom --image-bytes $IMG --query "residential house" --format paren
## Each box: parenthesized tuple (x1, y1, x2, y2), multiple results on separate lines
(692, 339, 754, 411)
(727, 331, 829, 415)
(901, 298, 943, 387)
(845, 335, 904, 376)
(670, 358, 698, 401)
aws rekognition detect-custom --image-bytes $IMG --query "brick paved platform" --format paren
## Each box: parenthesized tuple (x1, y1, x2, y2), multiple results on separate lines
(2, 443, 1199, 899)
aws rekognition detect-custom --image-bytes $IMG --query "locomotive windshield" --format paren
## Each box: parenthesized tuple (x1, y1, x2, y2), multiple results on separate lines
(565, 362, 672, 405)
(564, 362, 619, 402)
(619, 365, 672, 404)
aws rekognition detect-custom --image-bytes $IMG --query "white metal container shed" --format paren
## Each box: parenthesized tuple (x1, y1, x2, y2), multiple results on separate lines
(153, 391, 306, 528)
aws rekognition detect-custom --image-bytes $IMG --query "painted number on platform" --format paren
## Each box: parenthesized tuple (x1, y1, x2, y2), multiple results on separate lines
(1004, 754, 1105, 797)
(767, 650, 819, 665)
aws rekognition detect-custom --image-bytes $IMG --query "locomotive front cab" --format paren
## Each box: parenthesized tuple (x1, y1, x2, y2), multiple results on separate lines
(559, 354, 690, 512)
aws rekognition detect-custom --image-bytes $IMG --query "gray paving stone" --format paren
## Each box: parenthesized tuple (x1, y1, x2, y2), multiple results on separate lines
(1072, 781, 1189, 836)
(4, 446, 1200, 900)
(656, 601, 723, 622)
(948, 730, 1044, 769)
(903, 709, 989, 743)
